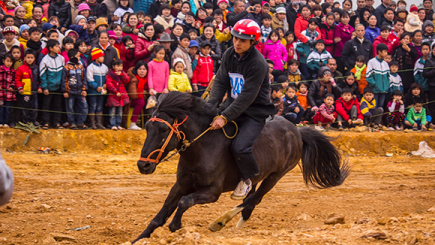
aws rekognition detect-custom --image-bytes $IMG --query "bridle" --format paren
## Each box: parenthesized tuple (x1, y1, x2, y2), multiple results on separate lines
(139, 116, 188, 164)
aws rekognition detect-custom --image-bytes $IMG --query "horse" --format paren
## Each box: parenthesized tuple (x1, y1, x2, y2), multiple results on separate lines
(133, 91, 349, 243)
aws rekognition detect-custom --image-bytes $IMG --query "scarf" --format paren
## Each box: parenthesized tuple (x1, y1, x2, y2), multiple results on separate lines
(27, 39, 42, 51)
(136, 75, 147, 99)
(153, 58, 163, 62)
(319, 79, 332, 97)
(354, 64, 366, 80)
(2, 39, 17, 51)
(119, 3, 129, 11)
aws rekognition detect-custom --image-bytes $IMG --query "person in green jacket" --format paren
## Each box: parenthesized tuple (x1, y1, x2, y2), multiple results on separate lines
(405, 98, 427, 131)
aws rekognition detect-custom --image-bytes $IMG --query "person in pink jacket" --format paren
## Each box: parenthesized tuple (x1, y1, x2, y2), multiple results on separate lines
(262, 30, 288, 71)
(147, 45, 170, 96)
(294, 5, 322, 44)
(333, 11, 354, 73)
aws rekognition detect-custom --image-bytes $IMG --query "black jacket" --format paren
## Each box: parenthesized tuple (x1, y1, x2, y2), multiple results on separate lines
(341, 37, 373, 71)
(308, 80, 343, 108)
(227, 10, 249, 27)
(246, 12, 262, 26)
(196, 34, 222, 62)
(374, 4, 387, 27)
(337, 79, 361, 99)
(150, 1, 162, 19)
(48, 0, 72, 29)
(207, 45, 276, 122)
(89, 44, 119, 68)
(423, 55, 435, 87)
(286, 3, 301, 32)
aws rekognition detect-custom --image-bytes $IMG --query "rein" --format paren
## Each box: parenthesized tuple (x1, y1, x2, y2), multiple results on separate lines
(139, 116, 238, 164)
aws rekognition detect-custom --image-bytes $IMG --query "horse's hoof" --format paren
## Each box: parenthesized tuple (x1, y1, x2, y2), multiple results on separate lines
(236, 216, 246, 229)
(169, 223, 181, 232)
(209, 221, 225, 232)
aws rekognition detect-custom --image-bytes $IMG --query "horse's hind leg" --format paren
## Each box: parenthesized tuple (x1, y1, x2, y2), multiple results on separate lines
(168, 186, 221, 233)
(132, 183, 185, 244)
(208, 184, 257, 232)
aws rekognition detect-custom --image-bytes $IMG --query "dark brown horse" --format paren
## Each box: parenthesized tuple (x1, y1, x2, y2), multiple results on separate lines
(133, 91, 349, 243)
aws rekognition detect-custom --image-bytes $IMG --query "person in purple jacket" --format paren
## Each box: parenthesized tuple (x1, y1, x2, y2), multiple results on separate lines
(333, 10, 354, 74)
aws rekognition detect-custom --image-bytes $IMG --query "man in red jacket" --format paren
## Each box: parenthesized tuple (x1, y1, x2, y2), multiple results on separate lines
(335, 87, 363, 130)
(192, 41, 214, 97)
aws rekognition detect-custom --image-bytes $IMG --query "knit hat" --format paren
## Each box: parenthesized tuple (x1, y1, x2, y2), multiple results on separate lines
(75, 15, 87, 25)
(172, 58, 185, 68)
(108, 30, 117, 39)
(410, 5, 419, 13)
(20, 24, 30, 35)
(217, 0, 228, 5)
(396, 6, 408, 14)
(12, 26, 19, 36)
(95, 17, 109, 29)
(276, 7, 286, 14)
(318, 66, 332, 77)
(14, 6, 25, 15)
(78, 3, 91, 13)
(2, 26, 15, 35)
(91, 48, 104, 61)
(262, 1, 270, 7)
(65, 30, 79, 40)
(423, 20, 434, 30)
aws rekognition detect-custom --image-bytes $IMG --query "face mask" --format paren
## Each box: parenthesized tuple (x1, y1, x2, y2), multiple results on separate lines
(70, 57, 79, 64)
(292, 0, 300, 4)
(300, 0, 306, 5)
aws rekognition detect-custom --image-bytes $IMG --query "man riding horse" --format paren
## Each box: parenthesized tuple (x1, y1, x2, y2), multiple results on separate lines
(208, 19, 276, 200)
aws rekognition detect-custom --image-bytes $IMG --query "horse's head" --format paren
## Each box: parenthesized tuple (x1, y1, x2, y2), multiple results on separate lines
(137, 112, 187, 174)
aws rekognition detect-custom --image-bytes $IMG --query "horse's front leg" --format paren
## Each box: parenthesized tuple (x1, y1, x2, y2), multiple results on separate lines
(133, 182, 186, 244)
(168, 186, 221, 232)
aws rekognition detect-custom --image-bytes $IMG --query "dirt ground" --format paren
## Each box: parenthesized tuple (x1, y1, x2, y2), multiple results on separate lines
(1, 130, 435, 244)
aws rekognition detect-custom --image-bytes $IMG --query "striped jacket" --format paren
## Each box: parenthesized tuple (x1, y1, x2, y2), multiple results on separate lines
(360, 97, 376, 117)
(414, 58, 429, 92)
(366, 56, 390, 94)
(86, 62, 108, 95)
(39, 54, 65, 92)
(307, 50, 332, 73)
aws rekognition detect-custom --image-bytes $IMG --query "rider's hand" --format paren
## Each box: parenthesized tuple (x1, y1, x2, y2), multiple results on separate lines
(210, 116, 226, 130)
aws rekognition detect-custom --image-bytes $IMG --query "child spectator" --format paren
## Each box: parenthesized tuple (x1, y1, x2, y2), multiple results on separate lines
(87, 48, 108, 130)
(276, 75, 289, 90)
(61, 37, 75, 64)
(192, 41, 213, 97)
(312, 93, 336, 130)
(405, 83, 427, 109)
(16, 51, 39, 126)
(388, 61, 403, 94)
(74, 39, 89, 68)
(367, 43, 390, 109)
(319, 12, 336, 55)
(0, 54, 16, 128)
(19, 24, 29, 49)
(11, 46, 22, 71)
(307, 39, 332, 80)
(384, 54, 392, 64)
(217, 0, 229, 23)
(335, 87, 364, 130)
(296, 82, 311, 121)
(405, 98, 427, 130)
(391, 32, 417, 93)
(148, 45, 170, 96)
(338, 72, 360, 99)
(1, 27, 24, 55)
(271, 7, 286, 30)
(61, 49, 89, 130)
(360, 87, 383, 128)
(421, 20, 435, 44)
(351, 55, 368, 95)
(172, 33, 192, 79)
(262, 30, 287, 71)
(266, 59, 274, 83)
(39, 39, 65, 130)
(285, 31, 298, 63)
(188, 40, 199, 72)
(168, 58, 192, 93)
(414, 42, 430, 93)
(282, 85, 305, 124)
(188, 28, 198, 41)
(386, 90, 405, 130)
(411, 30, 423, 58)
(270, 84, 283, 116)
(261, 13, 272, 44)
(106, 58, 130, 130)
(296, 18, 321, 79)
(288, 59, 304, 87)
(69, 15, 90, 44)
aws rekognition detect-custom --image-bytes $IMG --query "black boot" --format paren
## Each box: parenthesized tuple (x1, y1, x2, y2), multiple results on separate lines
(96, 113, 105, 130)
(89, 114, 97, 130)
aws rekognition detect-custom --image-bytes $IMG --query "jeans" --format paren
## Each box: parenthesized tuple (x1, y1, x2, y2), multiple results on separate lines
(283, 107, 305, 124)
(374, 93, 386, 109)
(300, 63, 309, 81)
(65, 94, 88, 125)
(130, 98, 145, 123)
(231, 115, 265, 180)
(87, 95, 104, 114)
(109, 106, 123, 127)
(41, 90, 62, 126)
(0, 101, 12, 124)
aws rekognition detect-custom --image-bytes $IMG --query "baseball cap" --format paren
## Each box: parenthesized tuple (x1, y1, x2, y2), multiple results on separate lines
(189, 40, 199, 48)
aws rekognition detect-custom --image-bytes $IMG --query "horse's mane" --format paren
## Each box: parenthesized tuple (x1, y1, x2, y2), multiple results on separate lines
(155, 92, 217, 121)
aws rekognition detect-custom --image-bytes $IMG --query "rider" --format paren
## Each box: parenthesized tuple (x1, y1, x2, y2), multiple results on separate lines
(207, 19, 276, 200)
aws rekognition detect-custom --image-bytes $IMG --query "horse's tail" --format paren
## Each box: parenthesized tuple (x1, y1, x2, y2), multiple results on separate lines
(298, 127, 350, 188)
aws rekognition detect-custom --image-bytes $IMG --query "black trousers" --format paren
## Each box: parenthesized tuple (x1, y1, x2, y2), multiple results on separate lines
(231, 115, 265, 180)
(41, 90, 62, 126)
(21, 94, 37, 123)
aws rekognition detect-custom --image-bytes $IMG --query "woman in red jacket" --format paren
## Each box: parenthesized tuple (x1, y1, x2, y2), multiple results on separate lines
(294, 5, 322, 45)
(122, 13, 143, 44)
(319, 12, 336, 55)
(134, 23, 159, 65)
(111, 24, 129, 71)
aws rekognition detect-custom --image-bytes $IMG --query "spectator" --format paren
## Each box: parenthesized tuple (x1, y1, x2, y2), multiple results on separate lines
(49, 0, 72, 33)
(227, 0, 248, 27)
(341, 24, 372, 71)
(262, 30, 287, 71)
(335, 87, 364, 130)
(91, 31, 119, 68)
(422, 42, 435, 117)
(414, 42, 430, 93)
(134, 23, 157, 64)
(106, 58, 130, 130)
(126, 61, 148, 130)
(154, 4, 175, 33)
(360, 87, 383, 128)
(319, 12, 336, 55)
(366, 43, 390, 109)
(308, 66, 342, 110)
(423, 0, 434, 22)
(196, 23, 221, 71)
(385, 90, 405, 130)
(334, 11, 354, 73)
(374, 0, 391, 27)
(391, 32, 417, 92)
(364, 15, 379, 43)
(405, 5, 422, 33)
(286, 0, 302, 32)
(114, 0, 134, 24)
